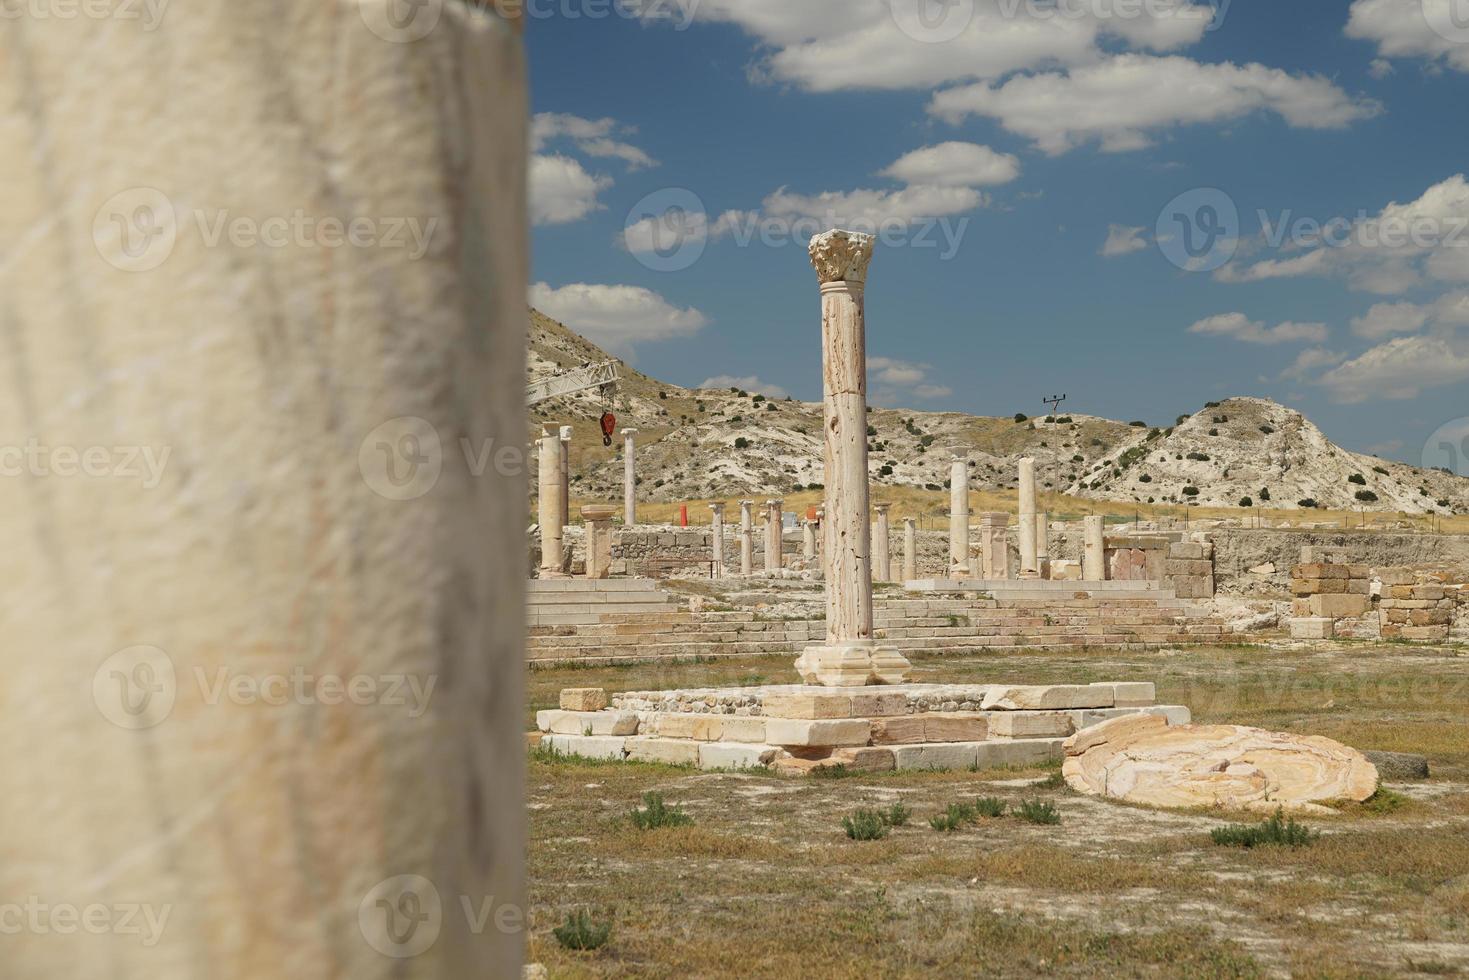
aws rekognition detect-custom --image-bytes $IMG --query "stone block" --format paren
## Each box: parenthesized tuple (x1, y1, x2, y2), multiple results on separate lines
(1415, 585, 1447, 601)
(1377, 568, 1415, 586)
(536, 710, 640, 736)
(625, 737, 701, 766)
(1170, 542, 1207, 560)
(1345, 578, 1370, 595)
(543, 734, 627, 761)
(1308, 594, 1370, 619)
(698, 743, 777, 770)
(982, 685, 1114, 711)
(974, 738, 1064, 769)
(924, 713, 990, 742)
(1410, 608, 1452, 626)
(1295, 563, 1347, 580)
(892, 742, 979, 771)
(560, 688, 608, 711)
(1344, 564, 1371, 579)
(1290, 578, 1315, 597)
(719, 717, 768, 743)
(870, 715, 929, 745)
(1401, 625, 1450, 641)
(832, 747, 896, 773)
(654, 714, 724, 741)
(988, 712, 1075, 739)
(1099, 681, 1157, 707)
(764, 718, 872, 748)
(1291, 617, 1335, 640)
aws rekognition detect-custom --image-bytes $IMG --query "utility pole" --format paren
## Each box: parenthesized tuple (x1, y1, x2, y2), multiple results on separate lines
(1043, 394, 1067, 419)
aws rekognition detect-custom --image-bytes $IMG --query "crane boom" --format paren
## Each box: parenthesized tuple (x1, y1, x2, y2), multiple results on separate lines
(525, 360, 620, 407)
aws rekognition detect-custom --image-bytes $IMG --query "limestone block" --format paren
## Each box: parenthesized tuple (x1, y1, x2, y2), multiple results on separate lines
(1376, 568, 1415, 586)
(1295, 563, 1348, 580)
(1291, 617, 1335, 640)
(719, 717, 769, 743)
(560, 688, 609, 711)
(1415, 585, 1447, 601)
(974, 739, 1064, 769)
(892, 742, 979, 771)
(654, 714, 725, 741)
(870, 715, 929, 745)
(764, 690, 906, 719)
(924, 713, 990, 742)
(544, 735, 628, 761)
(1345, 578, 1371, 595)
(1401, 625, 1450, 640)
(764, 718, 872, 748)
(626, 737, 701, 766)
(832, 747, 897, 773)
(982, 685, 1115, 711)
(698, 743, 778, 770)
(536, 710, 639, 736)
(1410, 608, 1452, 627)
(1062, 716, 1379, 814)
(1308, 594, 1371, 619)
(1170, 542, 1207, 560)
(1099, 681, 1157, 707)
(1290, 579, 1316, 598)
(989, 712, 1075, 739)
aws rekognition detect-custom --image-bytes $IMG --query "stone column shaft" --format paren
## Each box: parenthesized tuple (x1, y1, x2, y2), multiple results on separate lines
(1034, 511, 1049, 579)
(539, 431, 565, 576)
(903, 518, 917, 583)
(622, 429, 637, 527)
(558, 425, 572, 531)
(739, 500, 754, 575)
(874, 504, 892, 582)
(1018, 457, 1039, 578)
(1083, 515, 1107, 581)
(950, 456, 970, 579)
(803, 521, 817, 560)
(709, 503, 725, 578)
(765, 499, 784, 573)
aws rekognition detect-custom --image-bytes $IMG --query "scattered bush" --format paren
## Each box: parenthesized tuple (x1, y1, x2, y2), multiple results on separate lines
(1356, 490, 1380, 502)
(1182, 486, 1200, 498)
(1208, 429, 1219, 437)
(1212, 415, 1229, 424)
(1015, 800, 1061, 825)
(866, 425, 877, 437)
(733, 437, 750, 450)
(975, 796, 1008, 818)
(1176, 414, 1189, 425)
(1036, 771, 1068, 790)
(1259, 487, 1271, 501)
(1187, 452, 1211, 461)
(1014, 413, 1028, 423)
(554, 910, 612, 951)
(1130, 420, 1147, 427)
(1205, 401, 1221, 408)
(929, 802, 977, 832)
(1239, 497, 1253, 508)
(1298, 498, 1318, 509)
(752, 394, 766, 403)
(1138, 474, 1153, 483)
(1259, 424, 1275, 435)
(1210, 809, 1317, 849)
(881, 802, 912, 828)
(1348, 473, 1367, 485)
(1373, 466, 1390, 475)
(843, 809, 890, 841)
(658, 391, 667, 400)
(630, 792, 693, 830)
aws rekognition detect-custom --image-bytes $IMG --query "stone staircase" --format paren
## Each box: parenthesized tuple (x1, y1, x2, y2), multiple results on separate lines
(527, 579, 683, 628)
(527, 591, 1231, 665)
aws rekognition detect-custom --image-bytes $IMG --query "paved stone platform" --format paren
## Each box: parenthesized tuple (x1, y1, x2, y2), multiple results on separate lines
(534, 682, 1189, 775)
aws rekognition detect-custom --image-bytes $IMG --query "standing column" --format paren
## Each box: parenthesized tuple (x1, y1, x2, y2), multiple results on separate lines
(765, 499, 784, 573)
(949, 454, 971, 580)
(0, 7, 527, 975)
(709, 503, 726, 578)
(1034, 512, 1050, 580)
(1018, 457, 1039, 579)
(874, 503, 892, 582)
(739, 500, 754, 575)
(794, 230, 910, 686)
(803, 520, 817, 559)
(1083, 515, 1107, 581)
(539, 427, 566, 577)
(558, 425, 572, 531)
(903, 517, 917, 582)
(622, 429, 638, 527)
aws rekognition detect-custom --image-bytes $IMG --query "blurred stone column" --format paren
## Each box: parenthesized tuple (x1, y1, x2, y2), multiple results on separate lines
(622, 429, 637, 527)
(1083, 515, 1107, 581)
(0, 3, 528, 975)
(794, 230, 909, 686)
(739, 500, 754, 575)
(709, 502, 725, 578)
(803, 520, 818, 559)
(950, 454, 970, 579)
(1018, 457, 1039, 578)
(903, 518, 917, 582)
(539, 427, 566, 576)
(873, 503, 892, 582)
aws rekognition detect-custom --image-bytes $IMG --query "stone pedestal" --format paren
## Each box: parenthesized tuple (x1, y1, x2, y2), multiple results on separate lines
(797, 230, 910, 687)
(979, 512, 1010, 580)
(622, 429, 637, 527)
(1083, 515, 1106, 581)
(873, 504, 892, 582)
(902, 518, 917, 582)
(740, 500, 754, 575)
(709, 502, 725, 578)
(765, 499, 784, 573)
(1018, 457, 1039, 579)
(581, 505, 616, 579)
(949, 455, 970, 578)
(539, 428, 567, 577)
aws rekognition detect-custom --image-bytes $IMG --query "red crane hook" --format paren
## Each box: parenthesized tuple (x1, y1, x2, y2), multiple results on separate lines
(600, 411, 616, 447)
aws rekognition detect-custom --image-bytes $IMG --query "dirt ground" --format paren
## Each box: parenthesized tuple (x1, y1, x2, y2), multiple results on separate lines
(526, 644, 1469, 978)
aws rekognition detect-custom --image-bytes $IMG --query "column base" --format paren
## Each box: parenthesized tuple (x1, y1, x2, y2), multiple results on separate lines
(794, 643, 913, 687)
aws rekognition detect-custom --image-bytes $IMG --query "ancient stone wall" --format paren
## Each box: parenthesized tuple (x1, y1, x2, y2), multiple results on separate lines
(1210, 528, 1469, 596)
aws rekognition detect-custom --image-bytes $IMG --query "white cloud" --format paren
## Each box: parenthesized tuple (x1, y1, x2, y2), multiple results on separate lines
(1351, 301, 1429, 339)
(531, 113, 657, 170)
(868, 357, 951, 404)
(929, 55, 1380, 155)
(621, 209, 750, 255)
(878, 142, 1020, 187)
(761, 184, 986, 230)
(1188, 312, 1329, 345)
(529, 282, 707, 355)
(1369, 58, 1396, 79)
(1347, 0, 1469, 75)
(1278, 347, 1347, 381)
(1217, 174, 1469, 294)
(1100, 224, 1149, 257)
(698, 375, 790, 399)
(654, 0, 1212, 92)
(1317, 334, 1469, 402)
(529, 154, 611, 226)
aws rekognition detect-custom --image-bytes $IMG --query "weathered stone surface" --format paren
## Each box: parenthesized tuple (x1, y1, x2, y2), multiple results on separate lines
(560, 688, 609, 711)
(544, 735, 628, 761)
(699, 743, 778, 770)
(1309, 594, 1371, 618)
(832, 747, 897, 772)
(923, 713, 990, 742)
(975, 739, 1064, 769)
(870, 715, 930, 745)
(1063, 716, 1378, 814)
(892, 742, 980, 771)
(765, 718, 872, 747)
(1362, 750, 1430, 781)
(625, 737, 701, 766)
(983, 685, 1115, 711)
(653, 714, 725, 741)
(719, 717, 769, 743)
(536, 710, 640, 736)
(989, 712, 1075, 739)
(1291, 617, 1335, 640)
(1098, 681, 1156, 707)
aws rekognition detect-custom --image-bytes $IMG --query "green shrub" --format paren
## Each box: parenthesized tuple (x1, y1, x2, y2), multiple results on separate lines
(630, 792, 693, 830)
(1210, 809, 1317, 848)
(843, 808, 890, 841)
(1015, 800, 1061, 825)
(1356, 490, 1379, 502)
(810, 763, 853, 780)
(1239, 497, 1253, 508)
(929, 802, 977, 832)
(1348, 473, 1367, 485)
(554, 910, 612, 951)
(975, 796, 1008, 818)
(733, 437, 750, 450)
(1130, 420, 1147, 427)
(1014, 413, 1028, 423)
(1298, 498, 1318, 509)
(1036, 771, 1067, 790)
(881, 802, 912, 828)
(1182, 486, 1200, 498)
(1259, 424, 1275, 434)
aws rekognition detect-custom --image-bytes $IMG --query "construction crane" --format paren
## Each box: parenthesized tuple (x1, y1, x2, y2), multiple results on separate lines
(526, 360, 620, 407)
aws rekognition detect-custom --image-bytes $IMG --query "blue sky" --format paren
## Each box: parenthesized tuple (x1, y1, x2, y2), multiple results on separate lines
(525, 0, 1469, 471)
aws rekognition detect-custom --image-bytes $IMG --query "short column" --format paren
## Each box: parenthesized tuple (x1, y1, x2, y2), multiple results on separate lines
(949, 454, 970, 580)
(1018, 457, 1039, 579)
(709, 502, 726, 578)
(873, 503, 892, 582)
(902, 518, 917, 582)
(539, 427, 566, 577)
(803, 520, 817, 560)
(1083, 515, 1106, 581)
(622, 429, 638, 527)
(765, 499, 784, 573)
(1034, 511, 1050, 580)
(739, 500, 754, 575)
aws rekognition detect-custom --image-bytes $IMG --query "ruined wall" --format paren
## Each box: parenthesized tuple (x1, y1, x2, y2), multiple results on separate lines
(1209, 529, 1469, 596)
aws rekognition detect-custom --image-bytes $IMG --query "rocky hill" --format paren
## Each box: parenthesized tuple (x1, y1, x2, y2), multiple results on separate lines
(528, 310, 1467, 515)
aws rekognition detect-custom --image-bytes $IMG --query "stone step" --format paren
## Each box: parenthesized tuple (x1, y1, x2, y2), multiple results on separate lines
(528, 578, 662, 593)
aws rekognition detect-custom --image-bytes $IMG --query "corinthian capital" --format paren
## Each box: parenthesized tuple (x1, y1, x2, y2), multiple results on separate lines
(809, 229, 875, 285)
